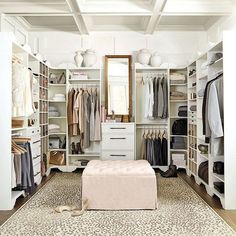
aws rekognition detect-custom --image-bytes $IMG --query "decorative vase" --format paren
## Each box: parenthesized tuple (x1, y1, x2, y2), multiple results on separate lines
(74, 50, 83, 67)
(198, 144, 208, 154)
(137, 49, 151, 65)
(150, 52, 162, 67)
(83, 49, 97, 67)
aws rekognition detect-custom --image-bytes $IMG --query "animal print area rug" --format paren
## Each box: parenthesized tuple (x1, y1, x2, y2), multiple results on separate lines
(0, 173, 235, 236)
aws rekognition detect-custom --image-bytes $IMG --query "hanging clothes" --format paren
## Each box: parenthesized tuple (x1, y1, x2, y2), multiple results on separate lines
(157, 77, 164, 118)
(140, 130, 168, 166)
(161, 76, 168, 119)
(12, 63, 35, 117)
(67, 88, 75, 136)
(83, 90, 91, 149)
(72, 89, 80, 136)
(202, 74, 224, 156)
(153, 77, 159, 118)
(94, 90, 101, 141)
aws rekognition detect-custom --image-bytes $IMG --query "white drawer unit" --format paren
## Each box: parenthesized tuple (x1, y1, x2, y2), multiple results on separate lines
(101, 123, 135, 160)
(24, 127, 42, 185)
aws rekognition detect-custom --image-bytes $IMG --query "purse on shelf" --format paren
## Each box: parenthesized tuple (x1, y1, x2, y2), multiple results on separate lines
(49, 151, 65, 165)
(49, 135, 62, 149)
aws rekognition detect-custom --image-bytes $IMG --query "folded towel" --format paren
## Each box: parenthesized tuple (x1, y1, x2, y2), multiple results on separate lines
(49, 124, 60, 130)
(178, 111, 187, 117)
(49, 111, 60, 117)
(170, 91, 186, 97)
(170, 80, 186, 84)
(49, 106, 58, 112)
(178, 106, 187, 112)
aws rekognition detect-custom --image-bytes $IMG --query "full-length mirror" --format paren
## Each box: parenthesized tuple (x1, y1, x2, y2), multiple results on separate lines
(105, 55, 132, 118)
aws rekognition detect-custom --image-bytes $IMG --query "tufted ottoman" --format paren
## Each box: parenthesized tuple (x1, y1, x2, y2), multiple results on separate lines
(82, 160, 157, 210)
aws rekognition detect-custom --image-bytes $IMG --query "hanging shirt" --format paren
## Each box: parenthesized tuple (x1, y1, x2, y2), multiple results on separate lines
(207, 77, 224, 156)
(157, 77, 164, 117)
(144, 79, 150, 118)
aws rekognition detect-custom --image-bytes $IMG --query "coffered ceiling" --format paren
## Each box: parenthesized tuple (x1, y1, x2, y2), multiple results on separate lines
(0, 0, 234, 34)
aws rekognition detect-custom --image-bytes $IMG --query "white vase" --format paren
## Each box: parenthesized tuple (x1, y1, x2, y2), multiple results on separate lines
(150, 52, 162, 67)
(83, 49, 97, 67)
(137, 49, 151, 65)
(74, 50, 83, 67)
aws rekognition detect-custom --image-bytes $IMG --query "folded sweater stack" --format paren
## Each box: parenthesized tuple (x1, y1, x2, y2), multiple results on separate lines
(170, 91, 187, 100)
(49, 106, 60, 117)
(170, 73, 186, 84)
(178, 105, 187, 117)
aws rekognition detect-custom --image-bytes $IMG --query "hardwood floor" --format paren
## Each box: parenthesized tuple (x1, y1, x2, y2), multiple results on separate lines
(0, 170, 236, 232)
(178, 170, 236, 231)
(0, 172, 55, 226)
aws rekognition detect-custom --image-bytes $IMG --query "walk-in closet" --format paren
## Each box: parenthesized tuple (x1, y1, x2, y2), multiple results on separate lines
(0, 1, 236, 235)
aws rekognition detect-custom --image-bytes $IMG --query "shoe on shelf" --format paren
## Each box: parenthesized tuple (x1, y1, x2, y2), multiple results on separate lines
(76, 142, 84, 154)
(161, 165, 178, 178)
(71, 142, 77, 154)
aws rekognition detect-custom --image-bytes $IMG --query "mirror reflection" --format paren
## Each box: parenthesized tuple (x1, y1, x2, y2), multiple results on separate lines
(106, 57, 131, 115)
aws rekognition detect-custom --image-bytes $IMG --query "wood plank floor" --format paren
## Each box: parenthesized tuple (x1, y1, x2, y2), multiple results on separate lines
(0, 170, 236, 232)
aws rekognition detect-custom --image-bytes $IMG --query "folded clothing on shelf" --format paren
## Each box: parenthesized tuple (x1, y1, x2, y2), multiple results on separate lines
(172, 153, 186, 167)
(51, 94, 66, 101)
(198, 161, 209, 184)
(170, 91, 187, 100)
(214, 182, 224, 194)
(172, 119, 187, 135)
(49, 124, 61, 134)
(208, 52, 223, 65)
(178, 111, 187, 117)
(170, 73, 186, 84)
(49, 106, 60, 117)
(171, 137, 187, 149)
(178, 105, 187, 112)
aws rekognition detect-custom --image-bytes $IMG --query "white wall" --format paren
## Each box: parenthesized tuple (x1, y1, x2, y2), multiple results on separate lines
(207, 14, 236, 48)
(0, 15, 28, 45)
(28, 31, 208, 68)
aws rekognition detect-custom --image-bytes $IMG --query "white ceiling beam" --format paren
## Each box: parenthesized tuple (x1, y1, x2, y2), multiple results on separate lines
(0, 3, 69, 14)
(6, 13, 73, 17)
(145, 0, 167, 34)
(65, 0, 89, 35)
(161, 12, 231, 16)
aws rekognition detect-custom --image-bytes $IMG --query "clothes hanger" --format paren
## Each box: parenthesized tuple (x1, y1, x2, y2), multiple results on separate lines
(12, 141, 27, 153)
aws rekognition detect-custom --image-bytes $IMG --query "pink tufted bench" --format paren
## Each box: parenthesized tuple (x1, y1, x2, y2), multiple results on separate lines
(82, 160, 158, 210)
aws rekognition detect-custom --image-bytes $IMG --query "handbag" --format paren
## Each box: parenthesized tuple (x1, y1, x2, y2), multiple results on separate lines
(49, 151, 65, 165)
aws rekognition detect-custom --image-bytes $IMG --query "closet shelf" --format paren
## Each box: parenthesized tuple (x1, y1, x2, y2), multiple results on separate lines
(199, 153, 209, 160)
(48, 100, 66, 103)
(170, 149, 188, 152)
(41, 135, 48, 139)
(39, 99, 48, 102)
(68, 79, 100, 82)
(40, 123, 48, 126)
(49, 148, 66, 151)
(189, 98, 197, 101)
(198, 177, 209, 187)
(213, 189, 225, 199)
(48, 84, 66, 87)
(170, 100, 188, 103)
(210, 57, 223, 66)
(213, 173, 224, 182)
(68, 153, 100, 157)
(189, 73, 196, 78)
(12, 127, 27, 131)
(188, 135, 197, 138)
(40, 112, 48, 114)
(170, 135, 188, 138)
(189, 146, 197, 151)
(198, 75, 208, 80)
(170, 116, 188, 119)
(189, 170, 197, 178)
(189, 158, 197, 164)
(135, 122, 168, 125)
(170, 83, 188, 86)
(48, 117, 67, 119)
(69, 67, 100, 70)
(49, 133, 66, 135)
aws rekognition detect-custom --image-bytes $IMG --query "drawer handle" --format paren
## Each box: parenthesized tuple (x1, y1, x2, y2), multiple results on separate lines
(110, 138, 126, 140)
(110, 127, 126, 130)
(110, 154, 126, 157)
(33, 155, 41, 160)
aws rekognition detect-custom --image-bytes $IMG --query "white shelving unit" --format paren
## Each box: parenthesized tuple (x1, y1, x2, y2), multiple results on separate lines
(134, 65, 169, 171)
(0, 33, 49, 210)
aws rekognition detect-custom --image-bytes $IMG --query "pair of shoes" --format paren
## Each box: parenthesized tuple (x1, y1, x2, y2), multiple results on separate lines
(71, 142, 84, 154)
(161, 165, 177, 178)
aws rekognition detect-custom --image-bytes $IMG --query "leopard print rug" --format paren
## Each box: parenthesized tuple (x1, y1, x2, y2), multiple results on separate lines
(0, 173, 235, 236)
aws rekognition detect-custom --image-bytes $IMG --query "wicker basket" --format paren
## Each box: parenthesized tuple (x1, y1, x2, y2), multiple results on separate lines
(12, 119, 24, 128)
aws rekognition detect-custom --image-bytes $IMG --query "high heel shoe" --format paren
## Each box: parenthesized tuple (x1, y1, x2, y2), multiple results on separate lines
(76, 142, 84, 154)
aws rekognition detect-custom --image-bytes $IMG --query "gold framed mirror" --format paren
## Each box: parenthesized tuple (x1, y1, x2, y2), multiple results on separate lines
(105, 55, 132, 119)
